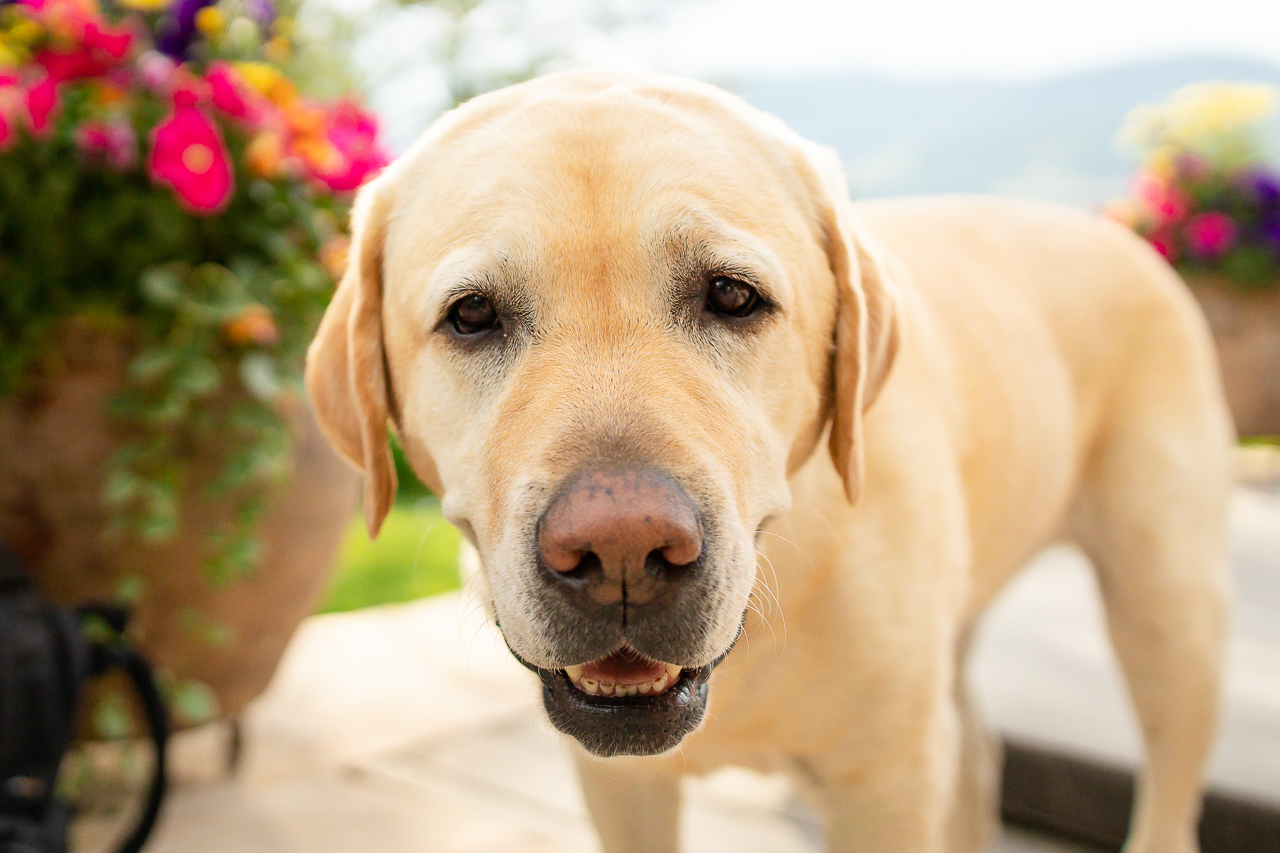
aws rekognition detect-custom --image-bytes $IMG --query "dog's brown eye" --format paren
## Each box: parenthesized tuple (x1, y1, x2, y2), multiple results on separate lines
(448, 294, 499, 336)
(706, 277, 760, 318)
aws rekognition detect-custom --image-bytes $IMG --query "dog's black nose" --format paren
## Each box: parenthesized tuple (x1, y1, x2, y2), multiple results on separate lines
(538, 469, 702, 610)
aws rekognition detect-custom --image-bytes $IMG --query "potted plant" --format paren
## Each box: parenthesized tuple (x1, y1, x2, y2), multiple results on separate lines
(0, 0, 388, 723)
(1106, 82, 1280, 437)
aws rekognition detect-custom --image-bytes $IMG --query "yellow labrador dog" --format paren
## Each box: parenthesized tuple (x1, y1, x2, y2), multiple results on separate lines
(305, 69, 1232, 853)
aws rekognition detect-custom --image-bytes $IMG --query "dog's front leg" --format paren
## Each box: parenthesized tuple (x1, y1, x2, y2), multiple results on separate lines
(816, 704, 959, 853)
(573, 750, 681, 853)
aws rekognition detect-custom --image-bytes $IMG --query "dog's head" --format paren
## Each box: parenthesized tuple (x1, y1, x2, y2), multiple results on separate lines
(306, 70, 899, 757)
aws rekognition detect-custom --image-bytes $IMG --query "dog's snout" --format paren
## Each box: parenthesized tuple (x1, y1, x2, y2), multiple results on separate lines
(538, 469, 702, 608)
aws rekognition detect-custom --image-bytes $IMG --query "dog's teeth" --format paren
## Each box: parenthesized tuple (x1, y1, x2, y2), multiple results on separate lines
(568, 661, 683, 698)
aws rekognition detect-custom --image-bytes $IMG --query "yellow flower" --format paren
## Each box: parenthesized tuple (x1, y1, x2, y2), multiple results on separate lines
(195, 6, 225, 37)
(1119, 81, 1279, 171)
(115, 0, 171, 10)
(0, 44, 21, 70)
(263, 35, 291, 63)
(234, 62, 297, 107)
(1143, 146, 1176, 180)
(245, 131, 285, 178)
(7, 20, 44, 46)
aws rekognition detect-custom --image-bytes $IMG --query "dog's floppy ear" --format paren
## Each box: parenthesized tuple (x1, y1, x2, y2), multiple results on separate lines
(305, 180, 397, 537)
(802, 145, 901, 504)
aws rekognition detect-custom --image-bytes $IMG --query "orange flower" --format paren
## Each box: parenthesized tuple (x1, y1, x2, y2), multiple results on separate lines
(290, 132, 341, 174)
(244, 130, 284, 178)
(91, 80, 126, 106)
(223, 304, 280, 347)
(283, 100, 325, 136)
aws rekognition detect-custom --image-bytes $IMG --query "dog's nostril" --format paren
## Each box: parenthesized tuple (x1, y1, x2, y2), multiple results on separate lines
(559, 551, 601, 582)
(646, 548, 694, 579)
(659, 536, 700, 568)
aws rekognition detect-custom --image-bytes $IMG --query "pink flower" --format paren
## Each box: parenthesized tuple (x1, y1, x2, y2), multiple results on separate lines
(311, 100, 389, 192)
(76, 118, 137, 169)
(1185, 212, 1237, 260)
(1148, 229, 1178, 263)
(1175, 153, 1210, 183)
(0, 75, 22, 149)
(35, 20, 133, 82)
(148, 91, 234, 213)
(205, 62, 267, 125)
(1133, 172, 1190, 227)
(138, 50, 178, 93)
(25, 76, 60, 135)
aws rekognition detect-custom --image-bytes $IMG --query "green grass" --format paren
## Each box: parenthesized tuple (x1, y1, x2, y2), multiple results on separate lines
(317, 500, 463, 614)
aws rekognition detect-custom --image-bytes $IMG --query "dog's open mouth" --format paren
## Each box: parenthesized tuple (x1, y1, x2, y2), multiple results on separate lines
(563, 647, 682, 697)
(503, 632, 741, 758)
(540, 646, 712, 758)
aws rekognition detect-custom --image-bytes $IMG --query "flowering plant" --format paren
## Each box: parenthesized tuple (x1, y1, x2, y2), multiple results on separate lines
(0, 0, 387, 590)
(1106, 82, 1280, 288)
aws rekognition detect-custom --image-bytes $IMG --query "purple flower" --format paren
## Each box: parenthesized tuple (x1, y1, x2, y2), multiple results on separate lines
(1248, 168, 1280, 212)
(155, 0, 217, 59)
(1263, 218, 1280, 250)
(245, 0, 274, 26)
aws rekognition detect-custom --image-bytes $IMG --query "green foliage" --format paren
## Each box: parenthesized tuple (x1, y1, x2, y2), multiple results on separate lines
(318, 503, 462, 614)
(391, 434, 434, 505)
(0, 87, 344, 583)
(165, 677, 220, 726)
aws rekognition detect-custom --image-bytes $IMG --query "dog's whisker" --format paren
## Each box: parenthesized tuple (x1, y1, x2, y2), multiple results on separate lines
(745, 591, 780, 659)
(755, 529, 818, 573)
(454, 579, 492, 647)
(810, 506, 845, 550)
(463, 598, 497, 675)
(752, 549, 788, 658)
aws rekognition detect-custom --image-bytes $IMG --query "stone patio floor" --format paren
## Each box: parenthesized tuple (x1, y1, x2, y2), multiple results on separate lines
(125, 478, 1279, 853)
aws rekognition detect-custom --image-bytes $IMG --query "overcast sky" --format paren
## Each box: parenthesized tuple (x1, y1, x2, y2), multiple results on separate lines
(359, 0, 1280, 150)
(631, 0, 1280, 82)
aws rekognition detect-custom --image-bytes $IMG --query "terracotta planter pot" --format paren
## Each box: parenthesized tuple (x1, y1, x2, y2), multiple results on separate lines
(1184, 273, 1280, 438)
(0, 325, 359, 720)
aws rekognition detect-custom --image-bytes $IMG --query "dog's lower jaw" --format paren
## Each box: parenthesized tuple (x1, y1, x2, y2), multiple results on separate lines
(541, 665, 712, 757)
(500, 619, 744, 757)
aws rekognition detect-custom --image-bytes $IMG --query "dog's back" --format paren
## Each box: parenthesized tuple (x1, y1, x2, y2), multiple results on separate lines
(850, 196, 1233, 617)
(768, 194, 1234, 852)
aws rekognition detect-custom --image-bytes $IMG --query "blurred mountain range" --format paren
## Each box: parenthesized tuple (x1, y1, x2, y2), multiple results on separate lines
(733, 57, 1280, 208)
